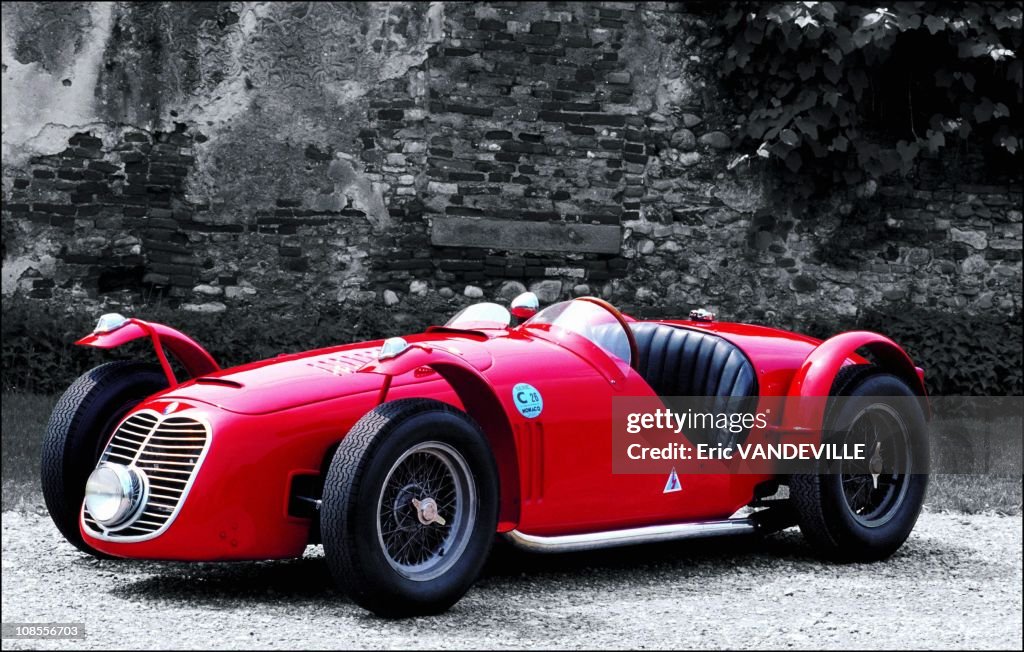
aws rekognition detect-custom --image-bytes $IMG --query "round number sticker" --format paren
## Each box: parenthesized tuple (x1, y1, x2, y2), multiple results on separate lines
(512, 383, 543, 418)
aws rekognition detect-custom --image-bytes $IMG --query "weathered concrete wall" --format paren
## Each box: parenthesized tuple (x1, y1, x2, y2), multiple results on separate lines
(3, 1, 1021, 326)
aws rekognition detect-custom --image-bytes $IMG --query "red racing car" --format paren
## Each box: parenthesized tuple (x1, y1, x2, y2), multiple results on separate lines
(41, 294, 929, 617)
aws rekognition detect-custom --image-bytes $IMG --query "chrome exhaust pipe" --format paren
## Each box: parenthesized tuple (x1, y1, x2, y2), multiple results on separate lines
(502, 518, 757, 554)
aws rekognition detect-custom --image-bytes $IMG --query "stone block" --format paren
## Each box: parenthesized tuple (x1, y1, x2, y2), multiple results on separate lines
(529, 279, 563, 303)
(671, 129, 696, 151)
(193, 284, 223, 296)
(699, 131, 732, 149)
(497, 280, 527, 299)
(182, 302, 227, 313)
(950, 228, 988, 250)
(431, 217, 621, 254)
(789, 274, 818, 292)
(681, 113, 702, 128)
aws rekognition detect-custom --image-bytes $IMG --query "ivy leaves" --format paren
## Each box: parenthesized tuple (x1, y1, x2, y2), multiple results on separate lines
(719, 1, 1023, 198)
(924, 14, 946, 35)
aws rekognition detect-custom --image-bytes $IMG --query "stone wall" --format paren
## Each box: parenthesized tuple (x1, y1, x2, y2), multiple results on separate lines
(3, 1, 1021, 328)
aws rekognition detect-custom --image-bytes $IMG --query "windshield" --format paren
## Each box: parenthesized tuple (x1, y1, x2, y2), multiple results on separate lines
(444, 302, 511, 329)
(523, 299, 631, 365)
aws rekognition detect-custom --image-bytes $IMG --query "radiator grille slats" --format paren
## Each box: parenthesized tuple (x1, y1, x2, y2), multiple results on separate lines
(82, 411, 209, 539)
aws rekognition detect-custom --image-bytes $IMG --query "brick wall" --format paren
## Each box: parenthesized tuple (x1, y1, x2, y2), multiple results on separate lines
(2, 2, 1021, 327)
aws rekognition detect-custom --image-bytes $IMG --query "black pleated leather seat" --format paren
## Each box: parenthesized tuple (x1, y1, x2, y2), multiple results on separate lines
(629, 323, 757, 399)
(629, 322, 758, 447)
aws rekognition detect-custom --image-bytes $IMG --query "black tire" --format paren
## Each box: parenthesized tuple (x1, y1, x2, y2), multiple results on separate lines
(830, 363, 877, 397)
(41, 361, 168, 556)
(321, 399, 499, 618)
(791, 372, 929, 562)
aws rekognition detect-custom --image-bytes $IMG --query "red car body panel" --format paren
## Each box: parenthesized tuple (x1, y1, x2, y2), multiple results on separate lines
(78, 313, 925, 561)
(76, 319, 219, 384)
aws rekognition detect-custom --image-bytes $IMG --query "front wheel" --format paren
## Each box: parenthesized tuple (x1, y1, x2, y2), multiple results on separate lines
(320, 399, 499, 617)
(790, 372, 929, 562)
(41, 361, 168, 556)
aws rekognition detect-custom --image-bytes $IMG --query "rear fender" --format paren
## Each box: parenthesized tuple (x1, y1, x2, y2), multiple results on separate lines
(363, 348, 521, 530)
(780, 330, 929, 434)
(76, 319, 219, 387)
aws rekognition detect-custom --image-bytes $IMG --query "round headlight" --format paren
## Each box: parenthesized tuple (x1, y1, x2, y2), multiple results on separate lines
(84, 463, 143, 527)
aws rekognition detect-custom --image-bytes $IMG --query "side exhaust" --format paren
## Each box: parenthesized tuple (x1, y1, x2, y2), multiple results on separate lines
(502, 517, 757, 554)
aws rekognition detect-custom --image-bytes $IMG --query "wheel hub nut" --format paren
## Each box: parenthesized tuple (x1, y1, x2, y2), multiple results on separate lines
(412, 497, 445, 526)
(869, 442, 883, 488)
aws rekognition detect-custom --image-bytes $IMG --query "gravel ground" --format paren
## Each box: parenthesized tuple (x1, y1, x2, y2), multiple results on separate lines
(2, 509, 1021, 650)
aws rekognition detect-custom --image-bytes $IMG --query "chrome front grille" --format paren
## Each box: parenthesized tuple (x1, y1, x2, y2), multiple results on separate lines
(83, 410, 210, 540)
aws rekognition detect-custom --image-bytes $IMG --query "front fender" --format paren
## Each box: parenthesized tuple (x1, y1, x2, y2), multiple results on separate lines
(780, 330, 928, 433)
(360, 347, 521, 530)
(76, 319, 219, 386)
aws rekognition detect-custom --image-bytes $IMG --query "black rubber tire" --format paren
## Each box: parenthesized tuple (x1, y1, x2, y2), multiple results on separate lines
(791, 372, 929, 562)
(41, 361, 168, 556)
(320, 399, 499, 618)
(829, 363, 877, 398)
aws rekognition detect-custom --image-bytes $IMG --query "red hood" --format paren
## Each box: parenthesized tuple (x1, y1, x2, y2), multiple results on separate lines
(155, 333, 496, 415)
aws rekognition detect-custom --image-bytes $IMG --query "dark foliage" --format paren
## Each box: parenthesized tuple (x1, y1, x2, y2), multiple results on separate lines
(1, 296, 426, 394)
(719, 2, 1023, 204)
(3, 296, 1019, 397)
(804, 305, 1022, 396)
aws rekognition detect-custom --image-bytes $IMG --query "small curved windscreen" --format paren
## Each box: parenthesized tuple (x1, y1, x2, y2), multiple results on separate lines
(444, 302, 511, 329)
(523, 299, 631, 365)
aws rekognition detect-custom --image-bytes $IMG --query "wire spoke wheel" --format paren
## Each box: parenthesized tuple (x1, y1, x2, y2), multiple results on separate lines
(376, 441, 477, 582)
(320, 399, 500, 616)
(791, 372, 928, 562)
(839, 404, 913, 527)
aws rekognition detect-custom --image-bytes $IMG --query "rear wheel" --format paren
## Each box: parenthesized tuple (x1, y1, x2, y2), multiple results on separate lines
(320, 399, 498, 617)
(41, 361, 168, 556)
(791, 373, 929, 561)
